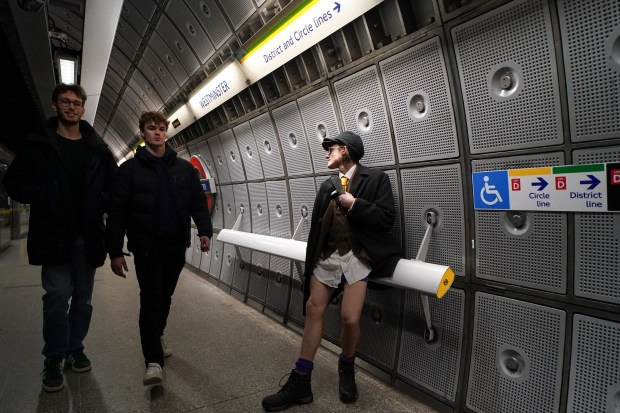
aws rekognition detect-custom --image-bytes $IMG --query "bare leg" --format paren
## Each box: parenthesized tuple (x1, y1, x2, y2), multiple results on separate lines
(299, 276, 335, 361)
(339, 280, 367, 357)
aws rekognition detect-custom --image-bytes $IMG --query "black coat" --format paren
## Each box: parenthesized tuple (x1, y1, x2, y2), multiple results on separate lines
(105, 145, 213, 258)
(303, 164, 402, 308)
(3, 117, 117, 267)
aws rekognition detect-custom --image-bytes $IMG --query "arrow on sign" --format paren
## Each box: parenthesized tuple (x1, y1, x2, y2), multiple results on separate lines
(531, 177, 548, 191)
(579, 174, 600, 190)
(333, 2, 341, 13)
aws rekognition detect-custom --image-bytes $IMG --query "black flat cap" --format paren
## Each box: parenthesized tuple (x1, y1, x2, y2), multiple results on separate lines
(321, 131, 364, 163)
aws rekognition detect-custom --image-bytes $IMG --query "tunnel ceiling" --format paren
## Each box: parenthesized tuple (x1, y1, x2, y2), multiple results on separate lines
(0, 0, 295, 159)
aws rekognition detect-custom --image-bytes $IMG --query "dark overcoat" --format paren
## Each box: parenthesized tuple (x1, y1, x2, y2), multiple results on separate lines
(302, 164, 402, 310)
(3, 118, 117, 267)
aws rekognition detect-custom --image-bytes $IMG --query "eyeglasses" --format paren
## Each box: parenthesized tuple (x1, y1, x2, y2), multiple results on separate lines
(57, 98, 84, 108)
(326, 146, 343, 153)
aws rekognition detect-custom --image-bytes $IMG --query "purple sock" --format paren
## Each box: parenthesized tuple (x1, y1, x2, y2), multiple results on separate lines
(339, 352, 356, 364)
(295, 358, 314, 375)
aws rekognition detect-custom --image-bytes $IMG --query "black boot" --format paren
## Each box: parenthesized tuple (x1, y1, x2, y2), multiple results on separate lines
(262, 369, 313, 412)
(338, 361, 358, 403)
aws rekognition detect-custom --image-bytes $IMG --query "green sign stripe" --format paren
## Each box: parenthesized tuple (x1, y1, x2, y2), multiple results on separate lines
(553, 164, 604, 174)
(241, 0, 315, 59)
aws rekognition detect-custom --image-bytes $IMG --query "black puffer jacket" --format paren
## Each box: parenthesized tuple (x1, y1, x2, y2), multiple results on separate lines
(105, 145, 212, 258)
(3, 117, 117, 267)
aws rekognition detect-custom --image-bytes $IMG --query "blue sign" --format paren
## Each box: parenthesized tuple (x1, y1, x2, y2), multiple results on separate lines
(201, 179, 212, 193)
(472, 171, 510, 210)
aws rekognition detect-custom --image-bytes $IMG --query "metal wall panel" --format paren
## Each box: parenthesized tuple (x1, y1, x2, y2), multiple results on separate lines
(194, 141, 218, 181)
(379, 36, 459, 163)
(104, 68, 124, 95)
(297, 87, 341, 175)
(113, 30, 138, 62)
(472, 154, 567, 293)
(452, 0, 563, 153)
(334, 66, 396, 167)
(272, 101, 314, 177)
(217, 0, 255, 30)
(401, 164, 465, 276)
(108, 47, 131, 79)
(186, 227, 196, 264)
(210, 185, 224, 230)
(199, 246, 212, 274)
(573, 146, 620, 304)
(287, 280, 305, 326)
(219, 185, 235, 230)
(219, 243, 236, 286)
(231, 184, 252, 294)
(184, 0, 232, 49)
(123, 85, 152, 114)
(148, 32, 189, 86)
(250, 113, 284, 179)
(129, 0, 156, 22)
(466, 293, 565, 413)
(165, 2, 215, 64)
(121, 0, 149, 35)
(137, 60, 172, 102)
(208, 135, 232, 184)
(357, 288, 402, 370)
(558, 0, 620, 142)
(219, 129, 245, 183)
(398, 288, 465, 402)
(209, 233, 223, 279)
(384, 170, 402, 246)
(116, 19, 141, 59)
(143, 46, 179, 94)
(156, 15, 200, 77)
(288, 176, 316, 251)
(247, 182, 269, 303)
(191, 229, 202, 268)
(233, 121, 264, 180)
(127, 77, 159, 111)
(567, 315, 620, 413)
(266, 267, 290, 315)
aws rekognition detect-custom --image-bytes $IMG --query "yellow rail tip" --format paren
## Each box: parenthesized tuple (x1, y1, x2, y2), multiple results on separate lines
(436, 267, 455, 299)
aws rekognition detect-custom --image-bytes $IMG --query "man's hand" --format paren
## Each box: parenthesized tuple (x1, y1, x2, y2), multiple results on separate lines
(111, 256, 128, 278)
(338, 193, 355, 209)
(200, 236, 211, 252)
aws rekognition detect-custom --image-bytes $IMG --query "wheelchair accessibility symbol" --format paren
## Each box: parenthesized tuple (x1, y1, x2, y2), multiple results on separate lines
(472, 171, 509, 210)
(480, 176, 503, 205)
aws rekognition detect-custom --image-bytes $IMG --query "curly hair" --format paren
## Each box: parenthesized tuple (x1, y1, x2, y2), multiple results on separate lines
(139, 111, 169, 132)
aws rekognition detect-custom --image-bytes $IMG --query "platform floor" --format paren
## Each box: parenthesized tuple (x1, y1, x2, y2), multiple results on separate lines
(0, 238, 439, 413)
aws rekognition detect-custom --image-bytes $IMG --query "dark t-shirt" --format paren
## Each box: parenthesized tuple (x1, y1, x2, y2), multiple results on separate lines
(56, 133, 89, 235)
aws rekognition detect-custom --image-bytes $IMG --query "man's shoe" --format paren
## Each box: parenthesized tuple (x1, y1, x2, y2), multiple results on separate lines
(42, 357, 64, 392)
(66, 350, 92, 372)
(262, 370, 313, 412)
(161, 336, 173, 358)
(143, 363, 163, 386)
(338, 361, 358, 403)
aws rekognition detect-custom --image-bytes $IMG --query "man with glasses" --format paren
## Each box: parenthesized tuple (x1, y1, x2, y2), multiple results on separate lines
(3, 83, 117, 392)
(262, 131, 402, 411)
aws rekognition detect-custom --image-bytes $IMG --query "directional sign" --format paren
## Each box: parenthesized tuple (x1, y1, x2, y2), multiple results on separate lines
(473, 163, 620, 212)
(239, 0, 384, 84)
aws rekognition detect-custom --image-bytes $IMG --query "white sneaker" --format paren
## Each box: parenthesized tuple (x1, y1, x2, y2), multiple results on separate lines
(143, 363, 163, 386)
(161, 336, 173, 358)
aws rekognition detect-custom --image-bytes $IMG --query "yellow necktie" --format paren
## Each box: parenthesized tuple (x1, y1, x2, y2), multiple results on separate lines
(340, 176, 349, 193)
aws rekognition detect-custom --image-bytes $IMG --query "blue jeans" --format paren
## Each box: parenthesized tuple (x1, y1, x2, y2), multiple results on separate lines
(41, 238, 96, 358)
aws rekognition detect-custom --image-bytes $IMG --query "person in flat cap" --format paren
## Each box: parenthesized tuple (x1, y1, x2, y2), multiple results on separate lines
(262, 131, 402, 411)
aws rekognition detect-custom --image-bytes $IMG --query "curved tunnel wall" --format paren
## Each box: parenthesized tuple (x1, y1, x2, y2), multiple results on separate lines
(169, 0, 620, 412)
